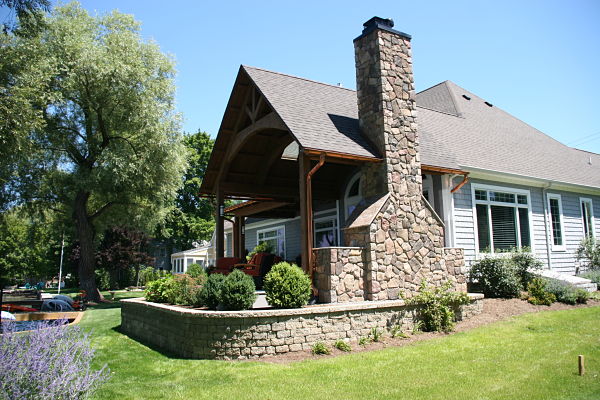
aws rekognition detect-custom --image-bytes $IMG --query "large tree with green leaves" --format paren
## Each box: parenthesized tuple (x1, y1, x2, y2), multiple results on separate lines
(156, 130, 214, 252)
(1, 3, 187, 300)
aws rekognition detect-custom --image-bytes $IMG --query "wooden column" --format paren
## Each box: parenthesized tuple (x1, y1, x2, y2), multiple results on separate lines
(232, 218, 240, 258)
(239, 217, 246, 258)
(233, 216, 245, 258)
(215, 188, 224, 259)
(299, 152, 311, 272)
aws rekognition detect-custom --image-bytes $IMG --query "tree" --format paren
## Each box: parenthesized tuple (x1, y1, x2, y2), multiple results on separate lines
(1, 3, 187, 301)
(156, 131, 214, 252)
(0, 208, 63, 286)
(0, 0, 51, 33)
(96, 226, 154, 289)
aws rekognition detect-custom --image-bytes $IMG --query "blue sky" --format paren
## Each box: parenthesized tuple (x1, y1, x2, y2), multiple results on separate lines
(5, 1, 600, 153)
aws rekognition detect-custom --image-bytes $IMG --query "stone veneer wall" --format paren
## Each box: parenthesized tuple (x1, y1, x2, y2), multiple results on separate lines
(313, 247, 366, 303)
(121, 294, 483, 360)
(347, 20, 467, 300)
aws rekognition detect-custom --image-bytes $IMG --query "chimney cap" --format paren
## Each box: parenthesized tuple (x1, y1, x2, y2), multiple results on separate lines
(355, 16, 411, 41)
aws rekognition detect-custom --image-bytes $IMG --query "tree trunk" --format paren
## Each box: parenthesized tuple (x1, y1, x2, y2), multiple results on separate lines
(73, 191, 103, 302)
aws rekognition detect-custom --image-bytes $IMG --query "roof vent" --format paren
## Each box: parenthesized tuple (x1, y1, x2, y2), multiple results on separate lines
(337, 83, 343, 87)
(462, 94, 471, 100)
(484, 101, 493, 107)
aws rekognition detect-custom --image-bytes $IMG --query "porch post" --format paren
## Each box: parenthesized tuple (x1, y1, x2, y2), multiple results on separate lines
(232, 217, 239, 258)
(299, 152, 310, 272)
(215, 188, 224, 259)
(239, 217, 246, 258)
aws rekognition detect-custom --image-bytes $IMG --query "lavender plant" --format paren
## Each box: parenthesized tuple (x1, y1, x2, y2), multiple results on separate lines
(0, 320, 110, 400)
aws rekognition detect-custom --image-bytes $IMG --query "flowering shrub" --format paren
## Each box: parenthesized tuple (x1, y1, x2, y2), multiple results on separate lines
(0, 320, 110, 400)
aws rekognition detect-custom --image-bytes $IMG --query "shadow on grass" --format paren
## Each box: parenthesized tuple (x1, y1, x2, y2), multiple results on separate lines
(110, 324, 192, 360)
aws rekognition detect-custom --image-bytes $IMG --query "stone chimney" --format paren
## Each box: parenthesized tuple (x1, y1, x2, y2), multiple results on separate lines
(354, 17, 421, 200)
(341, 17, 467, 301)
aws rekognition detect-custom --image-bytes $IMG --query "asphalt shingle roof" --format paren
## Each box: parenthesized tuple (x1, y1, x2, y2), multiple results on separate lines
(243, 66, 600, 189)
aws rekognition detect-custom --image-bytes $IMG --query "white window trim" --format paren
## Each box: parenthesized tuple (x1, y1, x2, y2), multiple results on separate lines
(471, 183, 534, 257)
(580, 197, 596, 239)
(256, 225, 286, 259)
(313, 214, 339, 248)
(547, 193, 566, 252)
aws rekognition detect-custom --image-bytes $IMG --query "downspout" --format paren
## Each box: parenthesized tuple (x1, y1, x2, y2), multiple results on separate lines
(451, 173, 469, 194)
(542, 183, 553, 270)
(306, 153, 326, 284)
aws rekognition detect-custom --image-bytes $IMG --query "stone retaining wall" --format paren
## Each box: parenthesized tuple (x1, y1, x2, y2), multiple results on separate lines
(121, 294, 483, 360)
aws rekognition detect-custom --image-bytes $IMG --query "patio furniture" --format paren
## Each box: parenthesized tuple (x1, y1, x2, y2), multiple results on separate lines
(233, 253, 282, 288)
(213, 257, 244, 275)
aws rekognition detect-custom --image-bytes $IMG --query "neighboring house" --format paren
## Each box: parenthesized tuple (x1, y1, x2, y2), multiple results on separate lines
(171, 241, 212, 274)
(148, 239, 171, 270)
(200, 17, 599, 302)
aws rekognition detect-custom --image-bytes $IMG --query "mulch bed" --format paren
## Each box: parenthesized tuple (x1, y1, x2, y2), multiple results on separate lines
(255, 298, 600, 364)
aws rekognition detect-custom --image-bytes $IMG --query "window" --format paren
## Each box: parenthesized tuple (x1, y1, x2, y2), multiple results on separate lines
(473, 186, 531, 253)
(257, 226, 285, 258)
(581, 198, 595, 238)
(344, 173, 362, 219)
(422, 174, 434, 205)
(314, 216, 338, 248)
(547, 194, 564, 250)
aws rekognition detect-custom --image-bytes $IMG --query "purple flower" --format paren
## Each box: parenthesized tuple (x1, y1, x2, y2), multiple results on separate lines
(0, 319, 110, 399)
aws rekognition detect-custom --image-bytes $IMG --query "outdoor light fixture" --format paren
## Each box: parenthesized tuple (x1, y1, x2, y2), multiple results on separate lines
(219, 205, 224, 216)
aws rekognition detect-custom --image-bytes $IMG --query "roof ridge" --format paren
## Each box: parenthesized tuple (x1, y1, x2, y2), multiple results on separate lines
(242, 65, 356, 93)
(572, 147, 600, 156)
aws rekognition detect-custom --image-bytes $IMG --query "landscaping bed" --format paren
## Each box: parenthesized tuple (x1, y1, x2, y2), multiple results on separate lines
(261, 297, 600, 363)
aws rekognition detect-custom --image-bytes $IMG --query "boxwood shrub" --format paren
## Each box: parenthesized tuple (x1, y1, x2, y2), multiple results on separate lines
(264, 262, 312, 308)
(219, 269, 256, 310)
(200, 273, 226, 310)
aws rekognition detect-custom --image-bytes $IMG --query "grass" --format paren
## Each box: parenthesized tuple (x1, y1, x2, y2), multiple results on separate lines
(81, 297, 600, 400)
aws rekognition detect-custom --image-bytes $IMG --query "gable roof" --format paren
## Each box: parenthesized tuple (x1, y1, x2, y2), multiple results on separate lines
(241, 67, 600, 189)
(244, 66, 379, 159)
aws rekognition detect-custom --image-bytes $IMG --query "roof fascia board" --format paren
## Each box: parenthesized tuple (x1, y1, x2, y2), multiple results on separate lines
(464, 166, 600, 196)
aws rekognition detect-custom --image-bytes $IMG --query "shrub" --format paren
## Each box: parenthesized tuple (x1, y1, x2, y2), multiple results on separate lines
(511, 250, 542, 289)
(200, 273, 226, 310)
(311, 342, 330, 355)
(576, 237, 600, 270)
(579, 270, 600, 285)
(139, 266, 160, 286)
(263, 262, 312, 308)
(526, 277, 556, 306)
(575, 289, 590, 304)
(219, 269, 256, 310)
(246, 241, 274, 261)
(95, 268, 111, 291)
(168, 275, 197, 305)
(0, 320, 110, 400)
(407, 281, 470, 333)
(544, 279, 589, 305)
(334, 340, 351, 352)
(144, 276, 175, 303)
(469, 257, 522, 298)
(187, 264, 207, 280)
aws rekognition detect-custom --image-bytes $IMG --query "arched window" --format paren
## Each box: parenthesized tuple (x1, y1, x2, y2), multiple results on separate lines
(344, 173, 362, 219)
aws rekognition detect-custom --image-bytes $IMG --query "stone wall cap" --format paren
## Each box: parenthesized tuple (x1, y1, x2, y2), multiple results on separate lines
(121, 293, 483, 318)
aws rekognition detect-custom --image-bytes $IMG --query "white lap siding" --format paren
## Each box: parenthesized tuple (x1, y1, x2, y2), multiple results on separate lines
(452, 177, 599, 274)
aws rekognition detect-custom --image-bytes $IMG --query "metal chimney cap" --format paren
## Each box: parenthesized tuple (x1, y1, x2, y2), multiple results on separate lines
(355, 16, 411, 41)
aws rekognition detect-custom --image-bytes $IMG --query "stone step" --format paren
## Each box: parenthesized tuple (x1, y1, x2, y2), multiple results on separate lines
(535, 269, 598, 292)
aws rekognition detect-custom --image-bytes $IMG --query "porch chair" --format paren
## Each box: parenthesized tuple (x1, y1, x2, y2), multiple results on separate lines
(213, 257, 244, 275)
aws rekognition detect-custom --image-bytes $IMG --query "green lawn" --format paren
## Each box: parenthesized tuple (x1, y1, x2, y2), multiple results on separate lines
(82, 297, 600, 400)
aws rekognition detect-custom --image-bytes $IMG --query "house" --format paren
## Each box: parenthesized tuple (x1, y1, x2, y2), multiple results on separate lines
(170, 241, 213, 274)
(200, 17, 599, 302)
